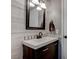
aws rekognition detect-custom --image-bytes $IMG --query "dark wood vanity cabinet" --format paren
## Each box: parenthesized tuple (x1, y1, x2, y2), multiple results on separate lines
(23, 40, 58, 59)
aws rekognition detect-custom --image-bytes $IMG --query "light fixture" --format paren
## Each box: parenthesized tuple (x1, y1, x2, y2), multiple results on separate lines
(30, 0, 46, 10)
(40, 2, 46, 9)
(30, 2, 35, 7)
(32, 0, 39, 5)
(36, 7, 42, 10)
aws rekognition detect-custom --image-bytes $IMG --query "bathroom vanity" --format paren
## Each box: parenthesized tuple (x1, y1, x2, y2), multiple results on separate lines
(23, 37, 59, 59)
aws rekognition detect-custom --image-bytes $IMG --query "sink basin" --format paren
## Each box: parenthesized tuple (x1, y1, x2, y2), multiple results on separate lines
(23, 37, 58, 49)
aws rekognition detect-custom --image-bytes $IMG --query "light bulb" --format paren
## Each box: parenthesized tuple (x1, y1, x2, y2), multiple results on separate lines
(30, 2, 35, 7)
(32, 0, 39, 5)
(36, 7, 42, 11)
(40, 3, 46, 9)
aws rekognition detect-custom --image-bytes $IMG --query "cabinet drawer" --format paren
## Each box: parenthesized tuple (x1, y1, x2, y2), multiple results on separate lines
(34, 46, 49, 59)
(36, 46, 49, 54)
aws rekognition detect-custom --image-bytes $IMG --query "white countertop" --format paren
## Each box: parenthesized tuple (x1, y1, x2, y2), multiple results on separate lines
(23, 36, 59, 49)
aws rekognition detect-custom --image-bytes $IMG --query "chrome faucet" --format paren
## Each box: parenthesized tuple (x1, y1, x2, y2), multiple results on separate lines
(37, 32, 43, 39)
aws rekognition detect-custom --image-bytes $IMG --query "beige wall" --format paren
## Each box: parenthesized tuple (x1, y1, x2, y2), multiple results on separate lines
(45, 0, 61, 34)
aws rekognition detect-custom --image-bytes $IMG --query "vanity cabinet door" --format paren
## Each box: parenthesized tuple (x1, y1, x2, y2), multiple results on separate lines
(48, 41, 58, 59)
(23, 45, 34, 59)
(35, 41, 58, 59)
(41, 41, 58, 59)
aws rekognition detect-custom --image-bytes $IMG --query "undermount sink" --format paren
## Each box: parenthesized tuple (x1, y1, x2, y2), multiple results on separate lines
(23, 36, 59, 49)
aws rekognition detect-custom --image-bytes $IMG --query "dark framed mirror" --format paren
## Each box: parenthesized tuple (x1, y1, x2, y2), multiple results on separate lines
(26, 0, 45, 30)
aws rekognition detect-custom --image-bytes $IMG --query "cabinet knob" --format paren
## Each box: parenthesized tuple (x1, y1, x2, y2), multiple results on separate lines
(64, 35, 67, 39)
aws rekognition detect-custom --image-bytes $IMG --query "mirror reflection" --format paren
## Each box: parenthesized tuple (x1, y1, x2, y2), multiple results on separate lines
(29, 6, 44, 27)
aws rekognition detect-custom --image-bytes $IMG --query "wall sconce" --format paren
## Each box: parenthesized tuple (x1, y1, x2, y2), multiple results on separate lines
(30, 0, 46, 10)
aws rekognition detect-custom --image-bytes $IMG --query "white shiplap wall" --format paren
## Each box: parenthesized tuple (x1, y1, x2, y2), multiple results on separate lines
(11, 0, 46, 59)
(11, 0, 61, 59)
(11, 0, 25, 59)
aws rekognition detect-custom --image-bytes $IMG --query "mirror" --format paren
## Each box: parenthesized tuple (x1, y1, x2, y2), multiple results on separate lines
(30, 7, 44, 27)
(26, 0, 46, 30)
